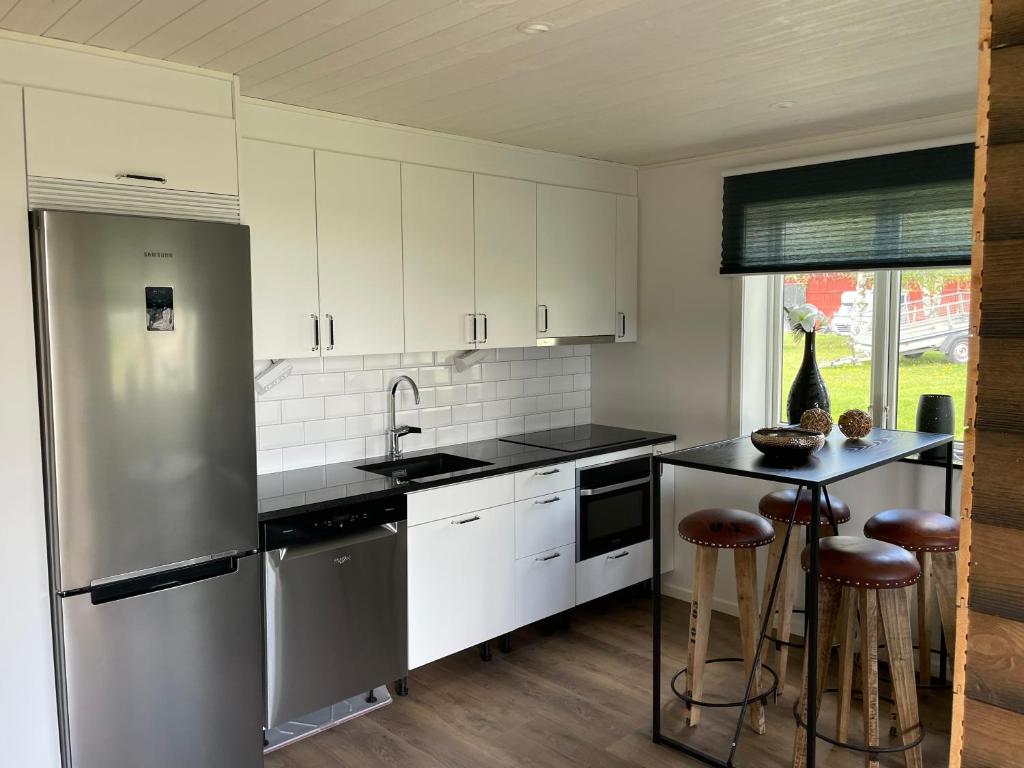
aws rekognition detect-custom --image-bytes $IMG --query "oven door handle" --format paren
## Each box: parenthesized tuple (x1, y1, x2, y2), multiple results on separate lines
(578, 475, 652, 496)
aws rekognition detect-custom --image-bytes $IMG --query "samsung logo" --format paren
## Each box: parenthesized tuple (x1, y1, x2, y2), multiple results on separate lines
(333, 555, 352, 566)
(144, 251, 173, 259)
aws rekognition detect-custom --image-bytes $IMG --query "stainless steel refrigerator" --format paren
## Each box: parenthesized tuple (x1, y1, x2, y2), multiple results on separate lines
(31, 210, 264, 768)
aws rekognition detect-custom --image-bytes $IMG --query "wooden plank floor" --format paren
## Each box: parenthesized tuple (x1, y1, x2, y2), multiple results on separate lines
(265, 592, 952, 768)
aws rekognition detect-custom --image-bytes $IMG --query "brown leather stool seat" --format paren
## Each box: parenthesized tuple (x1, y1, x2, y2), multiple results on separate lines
(800, 535, 921, 589)
(759, 488, 851, 527)
(678, 508, 775, 549)
(863, 508, 960, 552)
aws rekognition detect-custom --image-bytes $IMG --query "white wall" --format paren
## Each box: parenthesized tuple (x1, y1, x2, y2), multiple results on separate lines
(0, 83, 61, 768)
(591, 114, 972, 615)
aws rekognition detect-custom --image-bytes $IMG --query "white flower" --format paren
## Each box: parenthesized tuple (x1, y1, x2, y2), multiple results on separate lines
(785, 303, 829, 334)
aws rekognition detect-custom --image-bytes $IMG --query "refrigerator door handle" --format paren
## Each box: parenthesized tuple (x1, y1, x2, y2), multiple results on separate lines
(90, 555, 239, 605)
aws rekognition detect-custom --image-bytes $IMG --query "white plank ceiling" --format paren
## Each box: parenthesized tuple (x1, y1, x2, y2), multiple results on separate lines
(0, 0, 978, 164)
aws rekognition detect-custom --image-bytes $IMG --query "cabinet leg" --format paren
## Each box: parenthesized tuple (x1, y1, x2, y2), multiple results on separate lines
(500, 633, 512, 654)
(395, 677, 408, 697)
(365, 688, 378, 704)
(480, 640, 493, 662)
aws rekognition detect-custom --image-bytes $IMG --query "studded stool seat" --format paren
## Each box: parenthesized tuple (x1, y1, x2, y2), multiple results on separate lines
(863, 508, 960, 552)
(759, 488, 851, 526)
(678, 508, 776, 549)
(801, 536, 921, 589)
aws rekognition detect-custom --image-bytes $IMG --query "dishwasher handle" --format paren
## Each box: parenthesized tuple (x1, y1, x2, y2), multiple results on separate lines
(273, 523, 401, 562)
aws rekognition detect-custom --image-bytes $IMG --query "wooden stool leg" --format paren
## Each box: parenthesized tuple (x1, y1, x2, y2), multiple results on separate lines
(932, 551, 958, 662)
(793, 581, 843, 768)
(734, 548, 766, 734)
(916, 552, 932, 685)
(860, 589, 880, 768)
(879, 587, 924, 768)
(775, 534, 799, 698)
(687, 545, 718, 727)
(835, 586, 857, 742)
(759, 522, 786, 643)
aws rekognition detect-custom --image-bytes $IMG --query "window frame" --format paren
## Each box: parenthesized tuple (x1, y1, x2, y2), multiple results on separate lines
(766, 269, 965, 455)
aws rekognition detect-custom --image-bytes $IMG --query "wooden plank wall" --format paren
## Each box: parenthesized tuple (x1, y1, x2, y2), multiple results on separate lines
(951, 1, 1024, 766)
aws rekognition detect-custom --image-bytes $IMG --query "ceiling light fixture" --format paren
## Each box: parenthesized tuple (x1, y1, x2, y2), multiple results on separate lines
(517, 21, 551, 34)
(771, 100, 796, 109)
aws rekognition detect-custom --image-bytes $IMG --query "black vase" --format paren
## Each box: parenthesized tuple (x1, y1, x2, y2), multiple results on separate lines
(917, 394, 955, 461)
(786, 331, 830, 425)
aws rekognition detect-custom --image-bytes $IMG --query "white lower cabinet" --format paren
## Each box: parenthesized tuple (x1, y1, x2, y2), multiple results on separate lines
(407, 501, 515, 670)
(515, 493, 574, 559)
(575, 540, 652, 606)
(515, 544, 575, 627)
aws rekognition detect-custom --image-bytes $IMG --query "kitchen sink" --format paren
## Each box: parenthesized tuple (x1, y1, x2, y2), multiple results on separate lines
(357, 453, 492, 481)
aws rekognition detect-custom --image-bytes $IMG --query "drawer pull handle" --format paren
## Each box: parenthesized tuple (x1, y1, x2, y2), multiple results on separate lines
(535, 468, 560, 476)
(451, 515, 480, 525)
(535, 496, 560, 505)
(607, 551, 630, 560)
(536, 552, 561, 562)
(116, 172, 167, 184)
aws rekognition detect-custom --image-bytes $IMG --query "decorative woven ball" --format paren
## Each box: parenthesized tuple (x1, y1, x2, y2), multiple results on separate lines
(799, 407, 833, 436)
(838, 408, 872, 439)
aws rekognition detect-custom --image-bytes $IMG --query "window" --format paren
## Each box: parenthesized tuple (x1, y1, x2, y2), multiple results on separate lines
(768, 268, 969, 452)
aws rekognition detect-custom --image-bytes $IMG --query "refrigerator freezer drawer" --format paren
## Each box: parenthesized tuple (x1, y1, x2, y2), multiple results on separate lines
(60, 554, 264, 768)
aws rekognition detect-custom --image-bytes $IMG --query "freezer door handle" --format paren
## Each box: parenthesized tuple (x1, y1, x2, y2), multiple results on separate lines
(90, 555, 238, 605)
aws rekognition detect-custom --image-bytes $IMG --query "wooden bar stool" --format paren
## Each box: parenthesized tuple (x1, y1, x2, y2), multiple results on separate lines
(677, 508, 776, 732)
(757, 488, 851, 697)
(864, 508, 960, 684)
(793, 536, 923, 768)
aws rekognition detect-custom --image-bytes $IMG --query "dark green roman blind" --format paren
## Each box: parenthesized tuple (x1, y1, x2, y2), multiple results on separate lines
(720, 144, 974, 275)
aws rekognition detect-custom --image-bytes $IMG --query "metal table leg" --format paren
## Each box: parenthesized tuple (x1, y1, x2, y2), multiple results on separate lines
(806, 485, 822, 766)
(939, 441, 954, 684)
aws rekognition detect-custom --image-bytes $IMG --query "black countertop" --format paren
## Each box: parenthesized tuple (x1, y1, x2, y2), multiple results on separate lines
(257, 424, 675, 523)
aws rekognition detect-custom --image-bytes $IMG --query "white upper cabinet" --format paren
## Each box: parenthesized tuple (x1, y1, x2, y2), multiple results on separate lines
(24, 89, 237, 195)
(316, 151, 404, 356)
(615, 195, 639, 342)
(240, 139, 321, 360)
(537, 185, 617, 339)
(473, 175, 537, 349)
(402, 164, 476, 352)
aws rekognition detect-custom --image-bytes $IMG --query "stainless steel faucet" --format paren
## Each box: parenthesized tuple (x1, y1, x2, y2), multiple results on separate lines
(387, 375, 421, 459)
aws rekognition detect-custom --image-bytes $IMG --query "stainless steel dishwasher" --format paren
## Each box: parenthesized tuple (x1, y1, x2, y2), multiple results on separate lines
(262, 495, 407, 729)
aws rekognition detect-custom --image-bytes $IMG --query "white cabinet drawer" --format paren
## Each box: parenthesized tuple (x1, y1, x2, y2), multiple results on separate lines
(514, 461, 575, 500)
(515, 544, 574, 628)
(575, 540, 652, 606)
(25, 89, 238, 195)
(514, 493, 575, 558)
(407, 474, 514, 527)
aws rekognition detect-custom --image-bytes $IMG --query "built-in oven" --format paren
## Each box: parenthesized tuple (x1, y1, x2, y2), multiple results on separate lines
(576, 455, 652, 561)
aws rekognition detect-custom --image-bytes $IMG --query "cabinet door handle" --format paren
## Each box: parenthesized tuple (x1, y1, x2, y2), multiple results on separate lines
(617, 311, 626, 338)
(115, 172, 167, 184)
(607, 550, 630, 560)
(479, 313, 488, 343)
(535, 468, 560, 476)
(536, 552, 561, 562)
(534, 496, 560, 505)
(310, 313, 320, 352)
(468, 314, 478, 344)
(324, 313, 335, 351)
(538, 304, 549, 334)
(451, 515, 481, 525)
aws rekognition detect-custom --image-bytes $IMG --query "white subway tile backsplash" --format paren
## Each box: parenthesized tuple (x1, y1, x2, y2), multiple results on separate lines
(536, 357, 563, 376)
(322, 355, 363, 372)
(303, 373, 346, 397)
(254, 345, 591, 472)
(325, 393, 364, 418)
(364, 353, 402, 369)
(255, 401, 281, 427)
(304, 418, 347, 443)
(346, 413, 384, 437)
(497, 379, 524, 399)
(257, 473, 282, 500)
(345, 369, 383, 393)
(281, 397, 324, 423)
(259, 422, 304, 450)
(451, 403, 482, 424)
(467, 420, 497, 441)
(496, 416, 525, 437)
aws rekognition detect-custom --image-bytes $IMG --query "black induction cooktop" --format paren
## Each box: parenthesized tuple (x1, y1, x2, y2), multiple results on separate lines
(498, 424, 652, 453)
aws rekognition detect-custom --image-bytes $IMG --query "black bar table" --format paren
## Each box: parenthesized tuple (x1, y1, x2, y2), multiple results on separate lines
(651, 428, 954, 768)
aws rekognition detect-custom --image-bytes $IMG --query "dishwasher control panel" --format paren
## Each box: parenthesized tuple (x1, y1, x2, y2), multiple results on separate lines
(262, 495, 407, 550)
